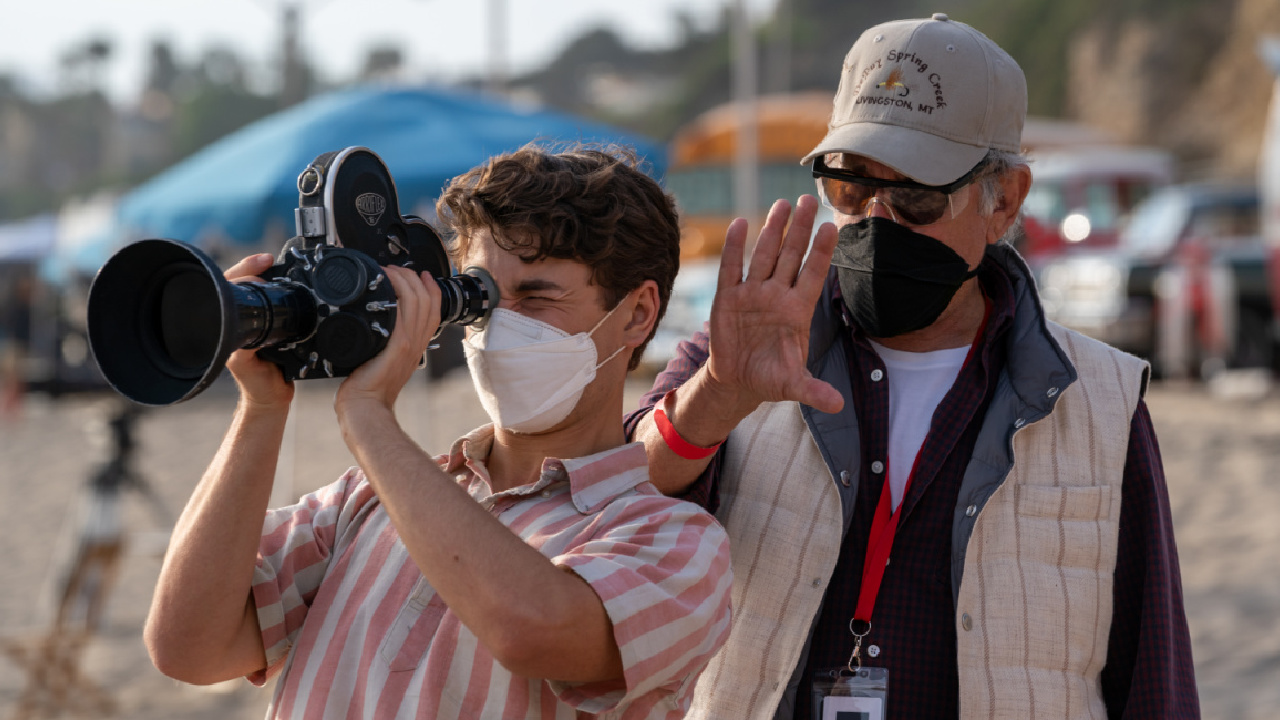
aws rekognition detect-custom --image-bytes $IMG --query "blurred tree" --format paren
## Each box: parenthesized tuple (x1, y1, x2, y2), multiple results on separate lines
(0, 0, 1272, 225)
(360, 45, 404, 82)
(145, 41, 181, 96)
(170, 47, 277, 160)
(57, 36, 114, 96)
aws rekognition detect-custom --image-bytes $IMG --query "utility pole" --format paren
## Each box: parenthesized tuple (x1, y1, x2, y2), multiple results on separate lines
(279, 3, 308, 108)
(487, 0, 508, 97)
(767, 0, 792, 95)
(732, 0, 760, 232)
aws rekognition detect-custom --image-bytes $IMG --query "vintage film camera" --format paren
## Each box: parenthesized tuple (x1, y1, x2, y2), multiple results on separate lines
(87, 146, 496, 406)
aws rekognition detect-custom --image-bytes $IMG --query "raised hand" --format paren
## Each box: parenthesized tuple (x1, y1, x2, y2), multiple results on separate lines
(704, 195, 844, 416)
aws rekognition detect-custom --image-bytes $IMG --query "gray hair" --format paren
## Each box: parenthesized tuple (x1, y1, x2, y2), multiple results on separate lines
(975, 148, 1028, 216)
(974, 148, 1028, 244)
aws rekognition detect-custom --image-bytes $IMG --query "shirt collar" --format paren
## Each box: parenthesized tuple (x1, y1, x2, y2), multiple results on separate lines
(442, 425, 651, 514)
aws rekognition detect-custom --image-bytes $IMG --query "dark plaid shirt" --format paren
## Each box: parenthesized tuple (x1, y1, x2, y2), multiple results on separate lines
(626, 263, 1199, 719)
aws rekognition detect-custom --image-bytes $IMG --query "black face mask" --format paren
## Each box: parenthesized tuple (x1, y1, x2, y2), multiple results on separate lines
(833, 217, 980, 338)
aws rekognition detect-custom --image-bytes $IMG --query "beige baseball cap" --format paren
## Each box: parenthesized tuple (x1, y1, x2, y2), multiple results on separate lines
(803, 13, 1026, 186)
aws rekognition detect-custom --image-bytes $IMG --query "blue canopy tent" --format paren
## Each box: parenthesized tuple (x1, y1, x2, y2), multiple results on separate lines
(0, 215, 58, 264)
(69, 85, 666, 275)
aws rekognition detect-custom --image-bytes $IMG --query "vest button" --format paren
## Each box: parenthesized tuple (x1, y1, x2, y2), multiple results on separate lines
(839, 470, 851, 487)
(961, 613, 973, 631)
(965, 504, 977, 517)
(1047, 386, 1059, 398)
(1014, 418, 1027, 429)
(870, 368, 884, 382)
(871, 460, 885, 474)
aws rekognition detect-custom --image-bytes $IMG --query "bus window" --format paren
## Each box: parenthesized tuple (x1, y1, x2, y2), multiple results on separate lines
(666, 91, 833, 261)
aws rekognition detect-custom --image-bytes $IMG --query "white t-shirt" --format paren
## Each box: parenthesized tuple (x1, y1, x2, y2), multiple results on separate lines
(868, 340, 970, 510)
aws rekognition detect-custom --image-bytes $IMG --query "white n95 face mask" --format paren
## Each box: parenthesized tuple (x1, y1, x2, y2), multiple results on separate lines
(462, 304, 627, 433)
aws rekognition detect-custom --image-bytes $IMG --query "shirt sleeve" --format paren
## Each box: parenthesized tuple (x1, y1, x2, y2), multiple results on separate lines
(623, 328, 726, 513)
(247, 467, 379, 684)
(547, 493, 733, 714)
(1100, 401, 1201, 718)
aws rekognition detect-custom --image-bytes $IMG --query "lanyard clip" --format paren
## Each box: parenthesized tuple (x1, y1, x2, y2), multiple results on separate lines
(846, 618, 872, 672)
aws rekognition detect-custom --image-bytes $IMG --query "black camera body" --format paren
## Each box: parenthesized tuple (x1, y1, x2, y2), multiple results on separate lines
(87, 146, 496, 406)
(253, 146, 494, 381)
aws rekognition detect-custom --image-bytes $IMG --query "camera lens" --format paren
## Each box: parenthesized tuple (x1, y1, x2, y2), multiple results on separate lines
(311, 252, 369, 306)
(437, 266, 497, 328)
(87, 238, 319, 406)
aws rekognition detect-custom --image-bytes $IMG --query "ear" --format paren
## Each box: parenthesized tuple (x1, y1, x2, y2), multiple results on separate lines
(986, 164, 1032, 245)
(621, 279, 661, 349)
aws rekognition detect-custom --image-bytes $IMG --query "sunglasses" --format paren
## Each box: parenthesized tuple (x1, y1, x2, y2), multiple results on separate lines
(811, 154, 988, 226)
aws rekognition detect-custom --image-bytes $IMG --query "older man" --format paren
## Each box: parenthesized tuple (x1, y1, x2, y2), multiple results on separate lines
(631, 14, 1198, 720)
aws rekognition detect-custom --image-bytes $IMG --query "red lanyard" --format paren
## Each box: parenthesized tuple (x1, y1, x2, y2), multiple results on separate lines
(851, 297, 991, 629)
(852, 454, 916, 625)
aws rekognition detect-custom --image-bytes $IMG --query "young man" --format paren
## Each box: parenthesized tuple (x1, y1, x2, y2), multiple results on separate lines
(144, 144, 732, 719)
(630, 14, 1198, 719)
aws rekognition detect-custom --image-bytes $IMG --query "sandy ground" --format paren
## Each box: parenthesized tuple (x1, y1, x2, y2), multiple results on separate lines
(0, 369, 1277, 719)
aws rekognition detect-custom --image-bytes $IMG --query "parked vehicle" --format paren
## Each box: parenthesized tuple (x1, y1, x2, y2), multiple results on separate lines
(1018, 146, 1173, 265)
(1036, 183, 1272, 378)
(1258, 37, 1280, 378)
(664, 91, 832, 260)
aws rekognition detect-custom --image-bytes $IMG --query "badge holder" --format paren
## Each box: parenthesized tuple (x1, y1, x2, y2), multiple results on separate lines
(811, 620, 889, 720)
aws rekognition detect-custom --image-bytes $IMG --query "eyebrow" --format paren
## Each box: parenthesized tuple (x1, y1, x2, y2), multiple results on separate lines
(513, 278, 566, 295)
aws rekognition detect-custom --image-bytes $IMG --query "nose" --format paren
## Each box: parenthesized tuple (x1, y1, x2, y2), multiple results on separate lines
(862, 195, 899, 223)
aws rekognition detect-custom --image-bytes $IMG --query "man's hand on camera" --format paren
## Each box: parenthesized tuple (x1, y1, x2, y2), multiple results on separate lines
(223, 253, 295, 412)
(705, 195, 844, 416)
(336, 265, 441, 414)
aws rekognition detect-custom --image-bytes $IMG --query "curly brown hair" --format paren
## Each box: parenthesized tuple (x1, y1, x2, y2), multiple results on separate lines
(436, 142, 681, 370)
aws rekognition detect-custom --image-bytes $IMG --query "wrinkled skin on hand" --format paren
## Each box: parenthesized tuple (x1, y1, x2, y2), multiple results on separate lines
(704, 195, 845, 417)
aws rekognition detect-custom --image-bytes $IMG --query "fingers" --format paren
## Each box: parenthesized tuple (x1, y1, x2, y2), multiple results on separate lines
(735, 196, 830, 290)
(744, 200, 791, 283)
(382, 266, 437, 359)
(772, 195, 822, 284)
(795, 376, 845, 415)
(795, 213, 837, 299)
(718, 217, 749, 293)
(223, 253, 275, 282)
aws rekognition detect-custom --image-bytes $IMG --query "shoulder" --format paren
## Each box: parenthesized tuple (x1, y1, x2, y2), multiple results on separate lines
(594, 482, 729, 545)
(1047, 321, 1150, 401)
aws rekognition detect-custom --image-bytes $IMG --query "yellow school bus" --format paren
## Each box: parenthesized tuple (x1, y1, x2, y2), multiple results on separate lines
(664, 91, 833, 260)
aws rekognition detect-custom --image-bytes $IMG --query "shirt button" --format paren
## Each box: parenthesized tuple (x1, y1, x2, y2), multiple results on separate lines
(965, 504, 977, 517)
(839, 470, 851, 487)
(870, 460, 884, 474)
(540, 490, 552, 498)
(870, 368, 884, 382)
(961, 613, 973, 631)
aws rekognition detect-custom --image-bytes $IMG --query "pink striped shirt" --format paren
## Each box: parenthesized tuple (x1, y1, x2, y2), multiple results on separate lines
(249, 426, 732, 719)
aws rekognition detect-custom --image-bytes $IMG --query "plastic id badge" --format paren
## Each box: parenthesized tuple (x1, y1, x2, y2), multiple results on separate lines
(811, 667, 889, 720)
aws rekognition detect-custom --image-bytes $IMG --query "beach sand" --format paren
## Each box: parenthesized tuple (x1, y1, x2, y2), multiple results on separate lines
(1, 370, 1276, 718)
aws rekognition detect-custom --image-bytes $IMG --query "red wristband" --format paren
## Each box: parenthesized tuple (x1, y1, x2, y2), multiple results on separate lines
(653, 391, 722, 460)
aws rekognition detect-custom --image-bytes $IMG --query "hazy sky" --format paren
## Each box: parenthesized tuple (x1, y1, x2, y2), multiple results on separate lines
(3, 0, 776, 103)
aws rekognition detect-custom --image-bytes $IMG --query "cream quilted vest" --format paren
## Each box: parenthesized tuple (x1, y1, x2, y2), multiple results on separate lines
(685, 324, 1147, 720)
